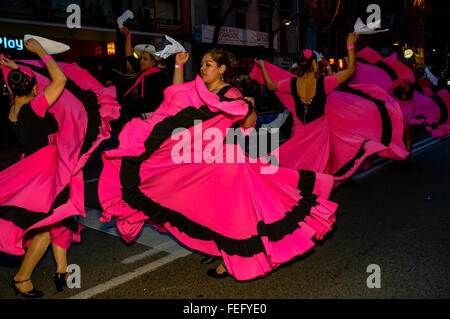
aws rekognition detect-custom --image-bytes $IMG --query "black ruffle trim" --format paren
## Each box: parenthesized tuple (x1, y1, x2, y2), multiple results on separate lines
(356, 57, 399, 84)
(332, 85, 392, 177)
(0, 185, 78, 233)
(430, 94, 448, 126)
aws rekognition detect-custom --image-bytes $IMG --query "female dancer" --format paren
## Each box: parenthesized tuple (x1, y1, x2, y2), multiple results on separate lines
(0, 39, 121, 297)
(251, 33, 408, 181)
(120, 26, 171, 120)
(98, 48, 338, 281)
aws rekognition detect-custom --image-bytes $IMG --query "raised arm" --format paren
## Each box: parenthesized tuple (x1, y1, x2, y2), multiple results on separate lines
(255, 59, 278, 91)
(120, 26, 134, 58)
(321, 57, 333, 75)
(173, 52, 189, 85)
(24, 39, 66, 106)
(335, 33, 359, 85)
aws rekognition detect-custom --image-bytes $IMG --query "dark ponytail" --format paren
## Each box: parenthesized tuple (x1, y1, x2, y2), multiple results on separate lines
(8, 68, 36, 97)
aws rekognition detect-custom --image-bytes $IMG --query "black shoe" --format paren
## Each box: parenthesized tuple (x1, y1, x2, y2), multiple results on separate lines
(405, 156, 415, 165)
(53, 273, 68, 292)
(200, 256, 218, 264)
(11, 278, 44, 298)
(206, 267, 229, 279)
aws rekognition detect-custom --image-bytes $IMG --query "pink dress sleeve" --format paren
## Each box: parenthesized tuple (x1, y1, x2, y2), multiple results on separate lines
(223, 87, 243, 99)
(324, 75, 339, 95)
(277, 77, 294, 94)
(30, 93, 50, 118)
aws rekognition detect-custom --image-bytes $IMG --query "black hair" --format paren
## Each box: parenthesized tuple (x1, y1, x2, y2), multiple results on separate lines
(393, 82, 414, 101)
(205, 48, 237, 77)
(296, 50, 317, 75)
(7, 68, 36, 97)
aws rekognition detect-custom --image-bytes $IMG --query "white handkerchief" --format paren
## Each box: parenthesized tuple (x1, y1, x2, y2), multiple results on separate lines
(314, 50, 323, 62)
(117, 10, 134, 29)
(154, 35, 186, 59)
(425, 67, 439, 86)
(353, 17, 389, 34)
(24, 35, 70, 55)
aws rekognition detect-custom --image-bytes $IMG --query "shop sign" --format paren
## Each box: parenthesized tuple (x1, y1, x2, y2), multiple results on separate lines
(404, 49, 414, 59)
(194, 25, 278, 50)
(107, 42, 116, 55)
(0, 37, 24, 50)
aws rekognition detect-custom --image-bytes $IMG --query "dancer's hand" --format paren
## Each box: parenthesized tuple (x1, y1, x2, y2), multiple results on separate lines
(0, 55, 18, 69)
(24, 39, 47, 57)
(244, 96, 255, 106)
(346, 33, 359, 47)
(120, 26, 130, 36)
(175, 52, 189, 66)
(255, 59, 265, 69)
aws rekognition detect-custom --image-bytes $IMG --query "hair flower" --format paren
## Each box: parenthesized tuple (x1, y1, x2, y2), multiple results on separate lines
(303, 49, 313, 59)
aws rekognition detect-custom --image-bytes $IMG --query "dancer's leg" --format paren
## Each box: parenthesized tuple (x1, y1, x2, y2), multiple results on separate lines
(52, 244, 68, 275)
(404, 124, 413, 154)
(13, 231, 51, 292)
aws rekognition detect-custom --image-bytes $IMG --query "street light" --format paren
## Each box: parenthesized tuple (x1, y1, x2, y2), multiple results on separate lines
(404, 49, 414, 59)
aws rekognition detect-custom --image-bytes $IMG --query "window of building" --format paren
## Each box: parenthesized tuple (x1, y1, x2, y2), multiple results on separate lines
(156, 0, 180, 25)
(280, 28, 287, 53)
(279, 0, 292, 10)
(208, 6, 219, 25)
(259, 16, 268, 32)
(235, 12, 246, 29)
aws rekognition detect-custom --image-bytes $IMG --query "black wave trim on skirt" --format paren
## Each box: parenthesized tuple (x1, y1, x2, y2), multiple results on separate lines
(356, 57, 399, 83)
(119, 103, 323, 258)
(0, 61, 105, 233)
(0, 185, 78, 233)
(430, 93, 448, 126)
(331, 85, 393, 178)
(409, 91, 448, 130)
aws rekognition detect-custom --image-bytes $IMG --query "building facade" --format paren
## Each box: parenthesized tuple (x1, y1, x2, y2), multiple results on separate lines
(190, 0, 301, 79)
(0, 0, 191, 74)
(299, 0, 448, 71)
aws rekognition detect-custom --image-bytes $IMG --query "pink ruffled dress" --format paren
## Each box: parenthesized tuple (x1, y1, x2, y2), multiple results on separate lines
(98, 76, 338, 281)
(0, 60, 121, 255)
